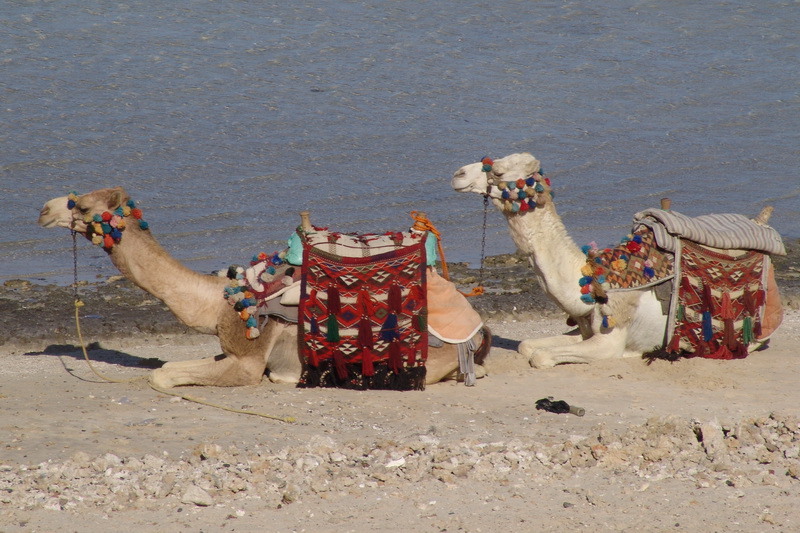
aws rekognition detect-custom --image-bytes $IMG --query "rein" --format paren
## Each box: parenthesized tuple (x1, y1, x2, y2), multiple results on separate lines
(411, 211, 485, 297)
(65, 196, 295, 422)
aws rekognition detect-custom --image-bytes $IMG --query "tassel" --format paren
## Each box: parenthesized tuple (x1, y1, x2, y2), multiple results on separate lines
(333, 348, 348, 379)
(362, 348, 374, 376)
(326, 314, 340, 342)
(357, 288, 374, 317)
(720, 292, 733, 320)
(702, 283, 714, 312)
(695, 340, 708, 358)
(388, 283, 402, 313)
(416, 312, 427, 332)
(359, 318, 374, 376)
(310, 315, 319, 335)
(702, 311, 713, 342)
(743, 290, 757, 315)
(720, 292, 737, 350)
(389, 341, 402, 373)
(742, 316, 754, 345)
(307, 288, 321, 311)
(723, 317, 737, 350)
(326, 284, 341, 314)
(381, 313, 399, 342)
(733, 342, 749, 359)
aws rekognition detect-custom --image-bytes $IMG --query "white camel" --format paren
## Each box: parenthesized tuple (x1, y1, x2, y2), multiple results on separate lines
(452, 152, 779, 368)
(38, 187, 489, 388)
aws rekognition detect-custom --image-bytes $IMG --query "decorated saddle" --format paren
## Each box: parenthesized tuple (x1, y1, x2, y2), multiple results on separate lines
(297, 228, 430, 390)
(222, 223, 485, 391)
(579, 209, 785, 359)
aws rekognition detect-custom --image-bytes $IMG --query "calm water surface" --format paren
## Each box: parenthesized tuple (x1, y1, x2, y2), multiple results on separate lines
(2, 1, 798, 284)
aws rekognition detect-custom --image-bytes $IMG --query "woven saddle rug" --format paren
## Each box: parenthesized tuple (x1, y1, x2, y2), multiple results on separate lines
(298, 229, 429, 391)
(633, 208, 785, 359)
(580, 209, 783, 358)
(580, 227, 674, 328)
(666, 240, 769, 359)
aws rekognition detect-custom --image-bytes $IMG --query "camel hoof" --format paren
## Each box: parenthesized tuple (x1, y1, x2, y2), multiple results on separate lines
(519, 339, 555, 368)
(149, 368, 174, 389)
(528, 355, 556, 369)
(519, 340, 555, 369)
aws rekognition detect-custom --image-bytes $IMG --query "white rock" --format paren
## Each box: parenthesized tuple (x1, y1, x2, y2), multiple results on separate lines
(182, 485, 214, 507)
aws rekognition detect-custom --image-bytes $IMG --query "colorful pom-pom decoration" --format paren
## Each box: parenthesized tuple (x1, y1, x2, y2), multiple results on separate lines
(482, 160, 552, 215)
(65, 193, 150, 250)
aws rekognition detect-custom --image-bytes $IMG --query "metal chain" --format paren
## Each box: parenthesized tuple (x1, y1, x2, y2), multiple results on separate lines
(478, 194, 489, 286)
(71, 230, 80, 302)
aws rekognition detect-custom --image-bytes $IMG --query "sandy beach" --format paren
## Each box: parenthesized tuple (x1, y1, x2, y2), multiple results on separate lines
(1, 251, 799, 532)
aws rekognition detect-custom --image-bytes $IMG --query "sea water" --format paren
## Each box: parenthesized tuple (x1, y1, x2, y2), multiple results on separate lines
(2, 0, 798, 284)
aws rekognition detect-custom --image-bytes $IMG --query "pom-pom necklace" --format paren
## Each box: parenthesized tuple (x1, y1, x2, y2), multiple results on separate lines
(68, 192, 149, 250)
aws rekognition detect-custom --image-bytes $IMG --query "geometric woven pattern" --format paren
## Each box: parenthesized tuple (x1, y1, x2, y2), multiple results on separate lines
(581, 228, 674, 306)
(298, 236, 428, 390)
(598, 229, 673, 290)
(667, 240, 767, 359)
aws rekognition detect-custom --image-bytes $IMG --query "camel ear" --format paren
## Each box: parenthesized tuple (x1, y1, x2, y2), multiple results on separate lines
(108, 188, 128, 210)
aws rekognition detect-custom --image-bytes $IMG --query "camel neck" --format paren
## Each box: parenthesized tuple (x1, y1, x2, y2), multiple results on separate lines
(505, 203, 591, 316)
(108, 227, 225, 332)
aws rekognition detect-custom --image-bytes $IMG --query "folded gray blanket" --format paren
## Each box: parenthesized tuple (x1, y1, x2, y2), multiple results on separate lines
(633, 208, 786, 256)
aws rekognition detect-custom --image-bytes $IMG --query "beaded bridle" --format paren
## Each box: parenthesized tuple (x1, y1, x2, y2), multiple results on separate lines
(479, 156, 552, 214)
(67, 192, 149, 250)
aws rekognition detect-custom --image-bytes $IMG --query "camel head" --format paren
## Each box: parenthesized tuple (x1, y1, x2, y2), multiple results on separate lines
(451, 152, 554, 215)
(38, 187, 149, 250)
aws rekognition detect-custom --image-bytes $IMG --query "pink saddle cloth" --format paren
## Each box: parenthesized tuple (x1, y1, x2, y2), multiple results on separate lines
(426, 268, 484, 343)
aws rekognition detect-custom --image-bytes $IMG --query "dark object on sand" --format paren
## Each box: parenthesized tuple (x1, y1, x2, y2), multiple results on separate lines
(535, 396, 585, 417)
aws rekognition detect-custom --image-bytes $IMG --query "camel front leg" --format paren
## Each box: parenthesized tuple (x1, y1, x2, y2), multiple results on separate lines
(150, 319, 284, 388)
(521, 327, 629, 368)
(150, 352, 268, 388)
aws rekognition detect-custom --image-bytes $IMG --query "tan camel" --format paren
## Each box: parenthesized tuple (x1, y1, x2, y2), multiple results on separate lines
(38, 187, 488, 388)
(452, 152, 780, 367)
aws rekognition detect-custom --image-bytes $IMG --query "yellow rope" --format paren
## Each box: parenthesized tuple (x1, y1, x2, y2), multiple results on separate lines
(73, 299, 295, 423)
(410, 211, 484, 297)
(74, 299, 144, 384)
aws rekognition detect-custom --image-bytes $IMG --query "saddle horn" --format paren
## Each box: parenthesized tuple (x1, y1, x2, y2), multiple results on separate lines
(753, 206, 773, 225)
(299, 211, 313, 232)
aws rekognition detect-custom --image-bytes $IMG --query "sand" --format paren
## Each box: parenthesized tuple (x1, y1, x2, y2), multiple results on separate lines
(1, 305, 799, 532)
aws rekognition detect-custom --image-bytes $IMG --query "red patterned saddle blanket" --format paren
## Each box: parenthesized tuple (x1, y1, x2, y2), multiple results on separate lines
(666, 241, 770, 359)
(580, 226, 780, 359)
(298, 229, 429, 390)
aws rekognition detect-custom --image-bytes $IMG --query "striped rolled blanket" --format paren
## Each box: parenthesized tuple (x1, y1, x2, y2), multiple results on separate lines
(632, 209, 786, 256)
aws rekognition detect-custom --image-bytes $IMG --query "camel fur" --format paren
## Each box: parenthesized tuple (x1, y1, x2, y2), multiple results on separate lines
(452, 152, 777, 368)
(38, 187, 488, 388)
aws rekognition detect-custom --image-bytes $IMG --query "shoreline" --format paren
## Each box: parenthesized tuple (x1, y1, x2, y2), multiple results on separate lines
(2, 242, 799, 348)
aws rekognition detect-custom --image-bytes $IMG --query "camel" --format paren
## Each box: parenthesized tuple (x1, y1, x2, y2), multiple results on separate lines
(451, 152, 782, 368)
(38, 187, 489, 388)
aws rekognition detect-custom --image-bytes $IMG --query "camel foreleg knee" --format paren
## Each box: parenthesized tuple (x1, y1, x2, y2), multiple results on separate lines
(150, 354, 266, 388)
(522, 329, 629, 368)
